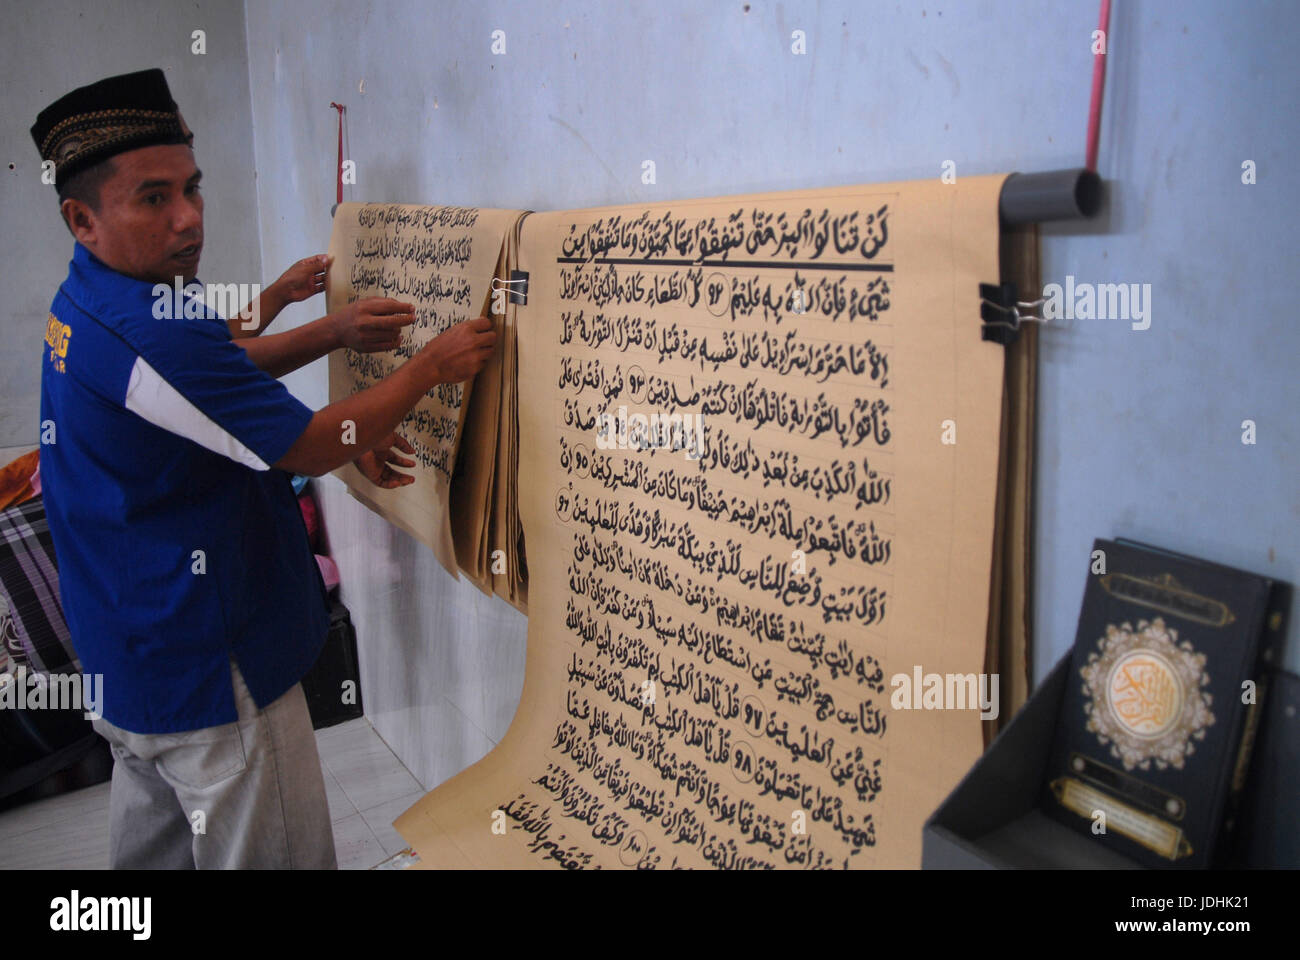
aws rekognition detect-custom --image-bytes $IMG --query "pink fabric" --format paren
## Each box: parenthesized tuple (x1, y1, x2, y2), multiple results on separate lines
(29, 462, 40, 497)
(298, 491, 319, 551)
(315, 554, 339, 593)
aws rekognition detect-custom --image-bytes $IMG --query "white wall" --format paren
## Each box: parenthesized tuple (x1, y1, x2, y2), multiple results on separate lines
(2, 0, 262, 446)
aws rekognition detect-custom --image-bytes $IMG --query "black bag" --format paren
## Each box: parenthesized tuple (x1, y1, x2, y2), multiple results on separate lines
(300, 600, 363, 730)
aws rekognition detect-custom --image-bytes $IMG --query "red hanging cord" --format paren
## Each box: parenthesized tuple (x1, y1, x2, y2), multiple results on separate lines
(1085, 0, 1111, 171)
(329, 102, 345, 205)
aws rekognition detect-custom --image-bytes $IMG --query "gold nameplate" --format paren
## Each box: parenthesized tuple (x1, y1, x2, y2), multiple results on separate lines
(1051, 776, 1193, 861)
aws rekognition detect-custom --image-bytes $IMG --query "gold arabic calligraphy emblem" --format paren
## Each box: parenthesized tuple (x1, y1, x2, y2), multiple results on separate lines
(1081, 618, 1214, 771)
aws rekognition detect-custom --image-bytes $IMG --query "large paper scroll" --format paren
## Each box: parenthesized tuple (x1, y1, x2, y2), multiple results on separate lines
(397, 176, 1014, 868)
(326, 202, 523, 578)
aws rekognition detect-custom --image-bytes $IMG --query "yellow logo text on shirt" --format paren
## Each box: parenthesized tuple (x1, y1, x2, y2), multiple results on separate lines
(44, 313, 71, 373)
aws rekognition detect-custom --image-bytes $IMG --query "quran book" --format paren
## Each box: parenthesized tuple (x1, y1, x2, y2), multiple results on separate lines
(322, 175, 1041, 868)
(1042, 538, 1288, 868)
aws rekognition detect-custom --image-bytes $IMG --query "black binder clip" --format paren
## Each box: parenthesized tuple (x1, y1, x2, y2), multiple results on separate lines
(980, 282, 1045, 344)
(492, 271, 529, 306)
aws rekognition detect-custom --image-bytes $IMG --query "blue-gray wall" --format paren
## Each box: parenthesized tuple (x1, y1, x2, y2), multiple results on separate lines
(243, 0, 1299, 787)
(2, 0, 261, 446)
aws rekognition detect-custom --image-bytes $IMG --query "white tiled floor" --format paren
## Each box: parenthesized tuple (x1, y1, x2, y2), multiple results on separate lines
(0, 717, 423, 870)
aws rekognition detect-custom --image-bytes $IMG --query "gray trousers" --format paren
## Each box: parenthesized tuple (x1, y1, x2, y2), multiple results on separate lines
(90, 658, 337, 869)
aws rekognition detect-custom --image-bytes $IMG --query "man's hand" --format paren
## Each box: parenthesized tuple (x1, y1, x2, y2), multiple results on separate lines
(331, 298, 416, 352)
(233, 254, 332, 337)
(417, 315, 496, 384)
(353, 432, 417, 488)
(273, 254, 331, 305)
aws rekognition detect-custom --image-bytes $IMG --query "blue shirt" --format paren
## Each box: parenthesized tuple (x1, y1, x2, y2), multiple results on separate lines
(39, 243, 330, 734)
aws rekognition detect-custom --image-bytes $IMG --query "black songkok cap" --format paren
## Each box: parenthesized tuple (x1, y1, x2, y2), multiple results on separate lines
(30, 68, 192, 189)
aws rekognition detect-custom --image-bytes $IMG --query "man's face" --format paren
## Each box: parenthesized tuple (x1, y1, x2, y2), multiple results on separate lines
(63, 144, 204, 285)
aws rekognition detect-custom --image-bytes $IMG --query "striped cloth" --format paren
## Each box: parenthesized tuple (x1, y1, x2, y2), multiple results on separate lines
(0, 593, 17, 669)
(0, 496, 79, 675)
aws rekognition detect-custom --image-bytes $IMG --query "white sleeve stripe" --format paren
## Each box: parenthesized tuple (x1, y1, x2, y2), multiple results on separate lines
(124, 355, 271, 471)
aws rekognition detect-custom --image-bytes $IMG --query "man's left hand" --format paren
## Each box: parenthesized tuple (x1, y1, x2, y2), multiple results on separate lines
(354, 433, 417, 488)
(330, 298, 415, 353)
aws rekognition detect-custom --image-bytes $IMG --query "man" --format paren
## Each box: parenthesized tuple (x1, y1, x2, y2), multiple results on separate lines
(31, 68, 494, 868)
